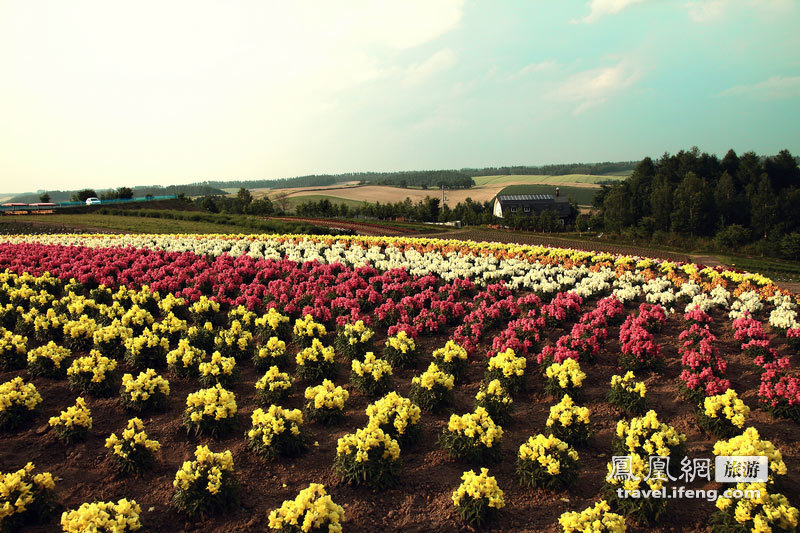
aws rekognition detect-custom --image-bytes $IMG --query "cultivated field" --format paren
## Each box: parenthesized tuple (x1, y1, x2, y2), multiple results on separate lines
(1, 233, 799, 532)
(472, 174, 628, 187)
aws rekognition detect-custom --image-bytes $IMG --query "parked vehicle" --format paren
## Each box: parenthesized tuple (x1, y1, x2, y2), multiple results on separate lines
(85, 197, 101, 205)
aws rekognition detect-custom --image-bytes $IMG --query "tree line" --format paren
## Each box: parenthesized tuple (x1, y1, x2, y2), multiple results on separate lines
(594, 148, 800, 259)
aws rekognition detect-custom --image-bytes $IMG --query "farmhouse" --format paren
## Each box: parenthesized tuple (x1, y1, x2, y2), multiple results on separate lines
(492, 190, 572, 219)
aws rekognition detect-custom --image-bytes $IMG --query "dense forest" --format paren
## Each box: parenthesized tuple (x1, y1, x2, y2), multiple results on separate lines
(594, 148, 800, 259)
(464, 161, 636, 177)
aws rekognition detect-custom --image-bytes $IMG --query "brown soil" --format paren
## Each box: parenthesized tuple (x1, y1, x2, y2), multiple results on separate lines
(2, 306, 799, 532)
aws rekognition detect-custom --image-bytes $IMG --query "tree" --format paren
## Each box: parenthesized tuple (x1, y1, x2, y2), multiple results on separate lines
(750, 174, 776, 240)
(237, 188, 253, 206)
(200, 196, 219, 213)
(765, 149, 800, 191)
(670, 172, 713, 235)
(71, 189, 98, 202)
(602, 187, 631, 233)
(38, 192, 50, 203)
(117, 187, 134, 199)
(247, 198, 274, 216)
(714, 171, 738, 227)
(649, 176, 672, 229)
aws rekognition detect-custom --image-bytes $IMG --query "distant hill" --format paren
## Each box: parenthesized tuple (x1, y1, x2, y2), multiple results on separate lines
(8, 184, 226, 203)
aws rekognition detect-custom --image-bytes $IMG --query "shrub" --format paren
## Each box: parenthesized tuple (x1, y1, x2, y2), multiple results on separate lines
(606, 371, 647, 414)
(48, 397, 92, 443)
(517, 434, 580, 490)
(255, 366, 294, 405)
(350, 352, 393, 396)
(105, 417, 161, 474)
(198, 351, 238, 388)
(295, 339, 337, 382)
(334, 424, 401, 490)
(183, 385, 238, 438)
(293, 314, 327, 347)
(335, 320, 375, 360)
(267, 484, 344, 533)
(227, 305, 257, 330)
(0, 377, 42, 430)
(253, 337, 288, 371)
(544, 359, 585, 400)
(61, 499, 143, 532)
(26, 342, 71, 379)
(474, 379, 514, 425)
(546, 395, 590, 446)
(440, 407, 503, 463)
(452, 468, 505, 527)
(698, 389, 750, 438)
(167, 339, 207, 378)
(66, 350, 118, 397)
(558, 500, 626, 533)
(409, 362, 454, 412)
(119, 369, 170, 412)
(485, 348, 526, 394)
(172, 445, 238, 517)
(304, 380, 349, 424)
(432, 340, 469, 383)
(0, 462, 57, 531)
(124, 328, 169, 369)
(246, 405, 307, 460)
(365, 392, 422, 446)
(383, 330, 419, 368)
(0, 328, 28, 370)
(255, 308, 291, 341)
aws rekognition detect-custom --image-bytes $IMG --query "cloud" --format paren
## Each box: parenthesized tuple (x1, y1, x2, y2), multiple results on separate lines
(685, 0, 795, 22)
(517, 60, 557, 76)
(575, 0, 648, 23)
(550, 60, 642, 115)
(403, 49, 458, 87)
(721, 76, 800, 100)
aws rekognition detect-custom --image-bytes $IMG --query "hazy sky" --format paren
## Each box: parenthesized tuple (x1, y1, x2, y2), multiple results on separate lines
(1, 0, 799, 193)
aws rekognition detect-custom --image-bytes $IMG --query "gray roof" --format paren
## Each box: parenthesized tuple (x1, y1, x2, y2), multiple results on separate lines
(498, 194, 553, 201)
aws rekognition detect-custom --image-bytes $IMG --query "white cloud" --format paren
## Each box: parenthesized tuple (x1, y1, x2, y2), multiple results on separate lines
(685, 0, 795, 22)
(403, 49, 458, 87)
(575, 0, 648, 23)
(721, 76, 800, 100)
(517, 60, 557, 76)
(550, 60, 642, 115)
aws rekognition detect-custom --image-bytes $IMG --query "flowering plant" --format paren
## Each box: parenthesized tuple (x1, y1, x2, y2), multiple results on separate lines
(712, 427, 787, 483)
(439, 407, 503, 463)
(606, 371, 647, 414)
(517, 433, 580, 490)
(172, 445, 238, 517)
(304, 380, 349, 424)
(61, 499, 142, 532)
(119, 305, 155, 336)
(614, 410, 686, 461)
(254, 336, 288, 371)
(383, 330, 419, 368)
(166, 339, 207, 378)
(603, 453, 668, 524)
(334, 424, 401, 489)
(409, 362, 454, 412)
(335, 320, 374, 360)
(485, 348, 526, 394)
(267, 483, 345, 533)
(187, 321, 215, 353)
(712, 482, 799, 533)
(124, 328, 169, 370)
(62, 316, 97, 352)
(246, 405, 307, 460)
(0, 462, 57, 532)
(452, 468, 505, 526)
(0, 328, 28, 370)
(758, 369, 800, 423)
(214, 320, 255, 360)
(293, 314, 327, 347)
(365, 392, 421, 445)
(558, 500, 626, 533)
(431, 340, 469, 382)
(189, 295, 220, 324)
(0, 377, 42, 430)
(546, 395, 590, 446)
(105, 417, 161, 473)
(26, 342, 71, 379)
(255, 308, 291, 341)
(198, 351, 238, 388)
(473, 379, 514, 425)
(295, 339, 337, 382)
(92, 321, 133, 359)
(544, 358, 586, 400)
(698, 389, 750, 437)
(350, 352, 393, 397)
(66, 349, 118, 397)
(120, 369, 170, 412)
(255, 365, 294, 405)
(183, 384, 238, 437)
(48, 396, 92, 443)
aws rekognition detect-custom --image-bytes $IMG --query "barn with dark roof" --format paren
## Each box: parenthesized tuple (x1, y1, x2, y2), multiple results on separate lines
(492, 192, 572, 219)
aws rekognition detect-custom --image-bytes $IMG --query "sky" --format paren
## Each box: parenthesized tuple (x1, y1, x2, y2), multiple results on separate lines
(1, 0, 799, 193)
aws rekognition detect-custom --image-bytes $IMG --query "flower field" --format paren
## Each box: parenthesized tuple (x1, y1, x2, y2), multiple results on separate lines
(1, 232, 799, 532)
